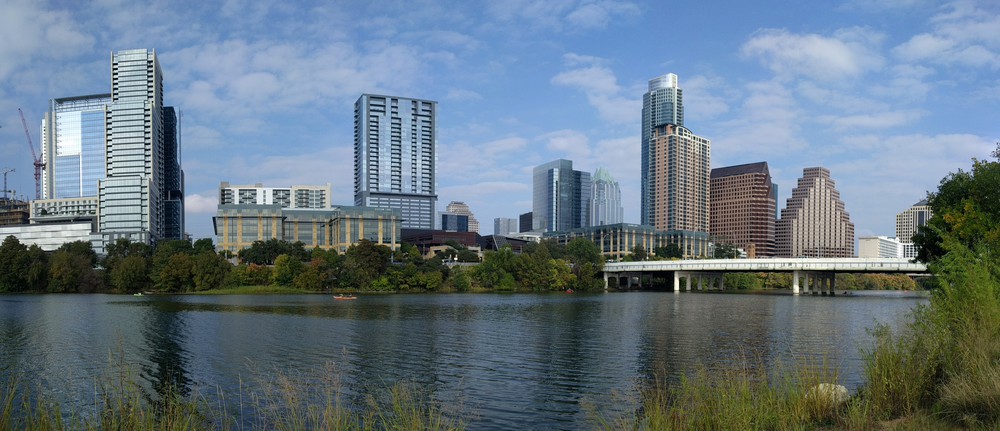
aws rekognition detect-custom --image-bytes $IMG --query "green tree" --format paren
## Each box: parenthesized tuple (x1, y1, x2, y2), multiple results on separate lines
(341, 239, 391, 289)
(239, 239, 309, 265)
(24, 244, 49, 292)
(293, 263, 324, 290)
(156, 253, 194, 292)
(914, 144, 1000, 264)
(565, 238, 605, 291)
(655, 244, 683, 259)
(57, 240, 98, 266)
(0, 236, 29, 292)
(192, 238, 216, 254)
(713, 243, 740, 259)
(48, 250, 86, 293)
(110, 255, 150, 293)
(192, 251, 231, 291)
(472, 247, 518, 290)
(272, 254, 304, 286)
(630, 245, 648, 261)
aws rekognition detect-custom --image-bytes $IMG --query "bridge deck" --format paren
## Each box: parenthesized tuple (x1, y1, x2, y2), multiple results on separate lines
(603, 258, 927, 274)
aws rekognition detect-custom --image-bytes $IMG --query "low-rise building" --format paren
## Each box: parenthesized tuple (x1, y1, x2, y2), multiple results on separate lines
(858, 236, 903, 258)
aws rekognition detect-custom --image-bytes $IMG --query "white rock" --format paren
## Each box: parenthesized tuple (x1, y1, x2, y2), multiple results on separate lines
(806, 383, 850, 406)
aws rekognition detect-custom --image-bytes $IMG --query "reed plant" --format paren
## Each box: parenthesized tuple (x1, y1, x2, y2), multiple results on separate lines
(2, 356, 464, 431)
(598, 353, 847, 431)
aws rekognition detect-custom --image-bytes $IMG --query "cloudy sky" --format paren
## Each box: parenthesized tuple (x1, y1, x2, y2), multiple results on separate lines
(1, 0, 997, 240)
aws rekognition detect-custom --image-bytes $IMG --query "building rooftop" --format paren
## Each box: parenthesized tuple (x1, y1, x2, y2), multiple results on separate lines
(710, 162, 769, 179)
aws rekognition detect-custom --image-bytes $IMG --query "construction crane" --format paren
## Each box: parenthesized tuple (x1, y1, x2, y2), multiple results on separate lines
(18, 108, 45, 200)
(2, 167, 13, 200)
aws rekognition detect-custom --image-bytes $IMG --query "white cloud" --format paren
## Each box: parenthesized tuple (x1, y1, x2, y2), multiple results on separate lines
(817, 110, 926, 130)
(185, 193, 219, 214)
(539, 129, 591, 159)
(741, 27, 885, 82)
(893, 1, 1000, 69)
(551, 54, 639, 125)
(0, 0, 94, 81)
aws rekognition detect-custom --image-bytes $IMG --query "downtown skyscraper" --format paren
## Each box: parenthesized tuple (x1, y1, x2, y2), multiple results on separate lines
(641, 74, 711, 257)
(590, 167, 623, 226)
(38, 49, 183, 251)
(354, 94, 437, 229)
(776, 167, 855, 258)
(532, 159, 591, 232)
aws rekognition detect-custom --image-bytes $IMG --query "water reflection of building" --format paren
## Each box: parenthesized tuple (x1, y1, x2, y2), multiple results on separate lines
(213, 182, 401, 254)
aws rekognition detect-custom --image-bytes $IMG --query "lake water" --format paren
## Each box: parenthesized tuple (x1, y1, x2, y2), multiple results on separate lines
(0, 291, 926, 430)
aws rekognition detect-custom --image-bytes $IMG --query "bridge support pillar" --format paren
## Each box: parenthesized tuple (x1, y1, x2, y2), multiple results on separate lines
(719, 273, 725, 290)
(673, 272, 680, 292)
(830, 274, 836, 295)
(604, 272, 609, 290)
(686, 274, 692, 291)
(793, 270, 800, 295)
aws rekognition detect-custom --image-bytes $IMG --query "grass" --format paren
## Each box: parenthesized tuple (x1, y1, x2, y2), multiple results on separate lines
(1, 358, 465, 431)
(597, 239, 1000, 430)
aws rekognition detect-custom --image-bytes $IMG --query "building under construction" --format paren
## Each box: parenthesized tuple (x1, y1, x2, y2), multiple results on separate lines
(0, 197, 29, 226)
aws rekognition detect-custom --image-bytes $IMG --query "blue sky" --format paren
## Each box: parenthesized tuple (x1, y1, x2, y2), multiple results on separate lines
(1, 0, 997, 241)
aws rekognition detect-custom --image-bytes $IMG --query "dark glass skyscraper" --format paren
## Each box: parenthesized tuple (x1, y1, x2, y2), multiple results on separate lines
(354, 94, 437, 229)
(532, 159, 591, 232)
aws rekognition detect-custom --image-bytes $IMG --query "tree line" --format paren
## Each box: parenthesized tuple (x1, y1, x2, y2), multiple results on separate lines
(0, 235, 608, 293)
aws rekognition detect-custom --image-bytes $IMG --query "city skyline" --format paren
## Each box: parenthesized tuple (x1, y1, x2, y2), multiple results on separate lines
(1, 1, 997, 240)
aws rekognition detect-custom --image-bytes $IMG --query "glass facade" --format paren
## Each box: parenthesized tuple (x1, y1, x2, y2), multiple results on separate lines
(591, 167, 623, 226)
(213, 204, 401, 254)
(532, 159, 591, 232)
(354, 94, 437, 229)
(641, 73, 684, 226)
(99, 49, 168, 245)
(44, 95, 111, 199)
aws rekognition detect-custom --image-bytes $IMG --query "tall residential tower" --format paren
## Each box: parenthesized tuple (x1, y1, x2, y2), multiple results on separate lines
(354, 94, 437, 229)
(642, 74, 711, 257)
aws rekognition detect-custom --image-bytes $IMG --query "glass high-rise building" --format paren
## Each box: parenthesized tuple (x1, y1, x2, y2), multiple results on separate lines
(97, 48, 183, 248)
(641, 73, 683, 226)
(642, 74, 711, 257)
(354, 94, 437, 229)
(532, 159, 591, 233)
(42, 94, 112, 199)
(591, 167, 623, 226)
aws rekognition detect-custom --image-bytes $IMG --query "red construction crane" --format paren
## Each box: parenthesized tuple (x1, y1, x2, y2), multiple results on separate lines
(18, 108, 45, 200)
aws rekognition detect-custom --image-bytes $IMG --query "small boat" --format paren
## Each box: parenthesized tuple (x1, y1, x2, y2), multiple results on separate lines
(334, 294, 357, 300)
(565, 289, 574, 294)
(133, 292, 144, 297)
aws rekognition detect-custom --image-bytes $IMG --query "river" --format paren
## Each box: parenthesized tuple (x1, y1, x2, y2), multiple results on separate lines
(0, 291, 926, 430)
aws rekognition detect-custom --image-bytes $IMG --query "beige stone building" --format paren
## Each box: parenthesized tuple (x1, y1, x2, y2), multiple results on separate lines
(776, 167, 854, 257)
(651, 124, 711, 257)
(710, 162, 776, 257)
(445, 201, 480, 234)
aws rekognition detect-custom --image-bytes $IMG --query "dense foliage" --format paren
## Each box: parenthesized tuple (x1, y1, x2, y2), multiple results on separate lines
(914, 144, 1000, 264)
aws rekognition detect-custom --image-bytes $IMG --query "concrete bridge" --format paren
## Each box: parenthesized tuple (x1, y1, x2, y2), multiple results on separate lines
(602, 258, 928, 295)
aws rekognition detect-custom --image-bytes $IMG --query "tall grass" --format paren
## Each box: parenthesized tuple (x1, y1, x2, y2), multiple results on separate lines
(597, 354, 847, 430)
(1, 358, 464, 431)
(858, 239, 1000, 429)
